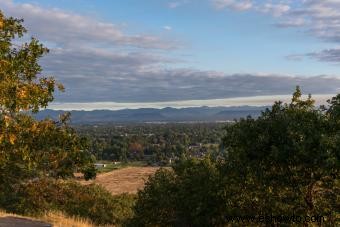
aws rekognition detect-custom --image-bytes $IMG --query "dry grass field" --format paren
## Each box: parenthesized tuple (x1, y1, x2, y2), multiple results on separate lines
(0, 210, 95, 227)
(81, 167, 160, 195)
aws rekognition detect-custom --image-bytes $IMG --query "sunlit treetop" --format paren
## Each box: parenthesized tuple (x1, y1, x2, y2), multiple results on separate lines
(0, 11, 95, 183)
(0, 10, 63, 114)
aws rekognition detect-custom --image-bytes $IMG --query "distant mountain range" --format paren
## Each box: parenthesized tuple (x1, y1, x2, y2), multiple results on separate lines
(34, 106, 268, 124)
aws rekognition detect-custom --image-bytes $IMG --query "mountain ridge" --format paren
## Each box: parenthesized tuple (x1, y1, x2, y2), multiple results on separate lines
(34, 106, 268, 124)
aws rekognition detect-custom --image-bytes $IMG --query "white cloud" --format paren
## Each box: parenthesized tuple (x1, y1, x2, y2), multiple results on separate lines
(167, 1, 189, 9)
(168, 2, 181, 8)
(212, 0, 340, 64)
(286, 54, 305, 61)
(163, 26, 172, 31)
(3, 0, 340, 104)
(211, 0, 340, 43)
(306, 48, 340, 63)
(213, 0, 253, 11)
(0, 0, 178, 49)
(276, 17, 306, 27)
(50, 94, 334, 110)
(50, 65, 340, 103)
(277, 0, 340, 63)
(258, 3, 290, 17)
(212, 0, 292, 15)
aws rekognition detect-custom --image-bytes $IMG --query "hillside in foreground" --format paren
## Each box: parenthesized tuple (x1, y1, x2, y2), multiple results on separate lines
(0, 210, 95, 227)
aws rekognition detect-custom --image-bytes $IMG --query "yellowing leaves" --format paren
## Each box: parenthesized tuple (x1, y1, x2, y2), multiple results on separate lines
(4, 115, 11, 127)
(17, 88, 28, 99)
(0, 12, 94, 184)
(0, 59, 9, 66)
(31, 122, 37, 131)
(0, 15, 3, 30)
(9, 134, 16, 145)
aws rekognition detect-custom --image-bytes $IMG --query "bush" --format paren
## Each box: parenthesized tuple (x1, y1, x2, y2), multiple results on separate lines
(130, 160, 226, 226)
(0, 178, 135, 225)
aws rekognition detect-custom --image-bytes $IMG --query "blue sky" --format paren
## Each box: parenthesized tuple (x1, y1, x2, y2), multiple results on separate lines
(2, 0, 340, 109)
(16, 0, 335, 75)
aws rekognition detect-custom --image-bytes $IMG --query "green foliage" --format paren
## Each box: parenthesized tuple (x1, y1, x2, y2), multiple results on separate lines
(131, 169, 178, 226)
(76, 123, 223, 164)
(82, 164, 97, 180)
(222, 86, 339, 219)
(0, 12, 58, 113)
(131, 87, 340, 226)
(131, 160, 226, 226)
(0, 11, 95, 185)
(0, 178, 135, 225)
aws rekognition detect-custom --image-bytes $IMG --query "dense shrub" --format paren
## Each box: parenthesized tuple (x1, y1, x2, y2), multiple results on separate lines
(0, 178, 135, 225)
(130, 159, 339, 226)
(130, 169, 178, 226)
(130, 160, 227, 226)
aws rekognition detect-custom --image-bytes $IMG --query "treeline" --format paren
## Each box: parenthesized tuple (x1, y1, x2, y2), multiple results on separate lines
(76, 123, 224, 165)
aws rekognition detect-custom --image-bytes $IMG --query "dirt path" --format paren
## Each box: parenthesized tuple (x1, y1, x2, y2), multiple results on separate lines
(0, 217, 51, 227)
(81, 167, 160, 195)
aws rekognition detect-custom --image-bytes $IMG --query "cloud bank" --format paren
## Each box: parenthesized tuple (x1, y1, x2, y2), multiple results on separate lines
(2, 0, 340, 108)
(1, 0, 177, 49)
(49, 94, 335, 111)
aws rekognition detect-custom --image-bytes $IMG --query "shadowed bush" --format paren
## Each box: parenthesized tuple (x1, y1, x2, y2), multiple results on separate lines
(0, 178, 135, 225)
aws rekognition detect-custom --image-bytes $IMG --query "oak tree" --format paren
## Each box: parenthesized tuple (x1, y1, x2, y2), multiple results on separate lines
(0, 11, 95, 186)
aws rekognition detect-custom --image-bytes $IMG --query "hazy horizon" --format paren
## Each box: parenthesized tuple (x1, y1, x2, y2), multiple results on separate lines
(48, 94, 334, 111)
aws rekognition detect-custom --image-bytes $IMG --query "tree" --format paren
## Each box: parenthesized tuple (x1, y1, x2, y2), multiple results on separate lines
(0, 11, 95, 187)
(128, 141, 144, 160)
(221, 86, 339, 223)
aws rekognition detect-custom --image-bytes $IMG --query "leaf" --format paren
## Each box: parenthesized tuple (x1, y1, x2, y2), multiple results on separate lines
(0, 16, 3, 30)
(17, 88, 28, 98)
(57, 83, 65, 92)
(4, 115, 11, 127)
(9, 134, 16, 145)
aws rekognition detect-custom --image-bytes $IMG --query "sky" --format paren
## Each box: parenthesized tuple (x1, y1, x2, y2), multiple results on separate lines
(2, 0, 340, 110)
